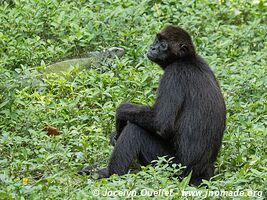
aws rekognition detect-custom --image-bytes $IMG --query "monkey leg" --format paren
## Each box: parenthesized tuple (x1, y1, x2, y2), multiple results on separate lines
(101, 122, 174, 177)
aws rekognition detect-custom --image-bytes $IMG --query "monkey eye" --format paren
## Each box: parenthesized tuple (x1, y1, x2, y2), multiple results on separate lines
(154, 36, 160, 44)
(160, 41, 168, 51)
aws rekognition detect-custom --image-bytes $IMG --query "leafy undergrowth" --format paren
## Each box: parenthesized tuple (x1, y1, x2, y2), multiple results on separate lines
(0, 0, 266, 199)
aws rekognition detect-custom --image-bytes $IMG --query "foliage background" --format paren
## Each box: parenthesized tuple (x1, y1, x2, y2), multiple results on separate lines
(0, 0, 266, 199)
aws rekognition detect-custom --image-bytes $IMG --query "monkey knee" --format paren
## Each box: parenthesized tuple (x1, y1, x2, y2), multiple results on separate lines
(116, 103, 132, 113)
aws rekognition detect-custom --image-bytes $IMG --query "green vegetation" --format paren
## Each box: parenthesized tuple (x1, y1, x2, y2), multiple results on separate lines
(0, 0, 266, 199)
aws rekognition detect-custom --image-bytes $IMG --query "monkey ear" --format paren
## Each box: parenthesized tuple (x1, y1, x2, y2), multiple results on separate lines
(179, 44, 188, 54)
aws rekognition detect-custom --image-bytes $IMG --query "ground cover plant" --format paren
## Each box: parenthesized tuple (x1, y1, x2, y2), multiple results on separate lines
(0, 0, 266, 199)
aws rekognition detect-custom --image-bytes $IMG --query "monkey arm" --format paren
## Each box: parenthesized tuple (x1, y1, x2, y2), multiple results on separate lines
(152, 95, 185, 140)
(115, 103, 158, 135)
(153, 70, 186, 140)
(114, 69, 185, 141)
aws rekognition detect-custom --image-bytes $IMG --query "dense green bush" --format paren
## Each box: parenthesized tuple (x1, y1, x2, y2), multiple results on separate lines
(0, 0, 266, 199)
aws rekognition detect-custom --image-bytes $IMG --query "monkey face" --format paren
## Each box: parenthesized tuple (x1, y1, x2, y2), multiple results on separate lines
(147, 34, 176, 68)
(147, 35, 169, 62)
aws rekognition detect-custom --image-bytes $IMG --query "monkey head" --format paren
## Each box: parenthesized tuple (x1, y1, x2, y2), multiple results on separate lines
(147, 25, 196, 68)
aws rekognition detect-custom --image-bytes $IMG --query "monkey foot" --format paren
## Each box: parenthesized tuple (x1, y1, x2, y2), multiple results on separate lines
(78, 166, 110, 179)
(77, 165, 98, 175)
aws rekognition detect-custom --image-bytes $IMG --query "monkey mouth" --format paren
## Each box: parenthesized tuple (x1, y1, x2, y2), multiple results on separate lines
(147, 52, 157, 61)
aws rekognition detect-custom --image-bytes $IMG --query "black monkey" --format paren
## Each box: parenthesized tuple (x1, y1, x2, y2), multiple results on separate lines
(85, 25, 226, 186)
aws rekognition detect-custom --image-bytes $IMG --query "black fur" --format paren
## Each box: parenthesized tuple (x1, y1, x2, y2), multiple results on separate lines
(83, 25, 226, 186)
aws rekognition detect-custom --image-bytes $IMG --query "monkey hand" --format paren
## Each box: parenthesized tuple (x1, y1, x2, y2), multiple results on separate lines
(109, 132, 118, 146)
